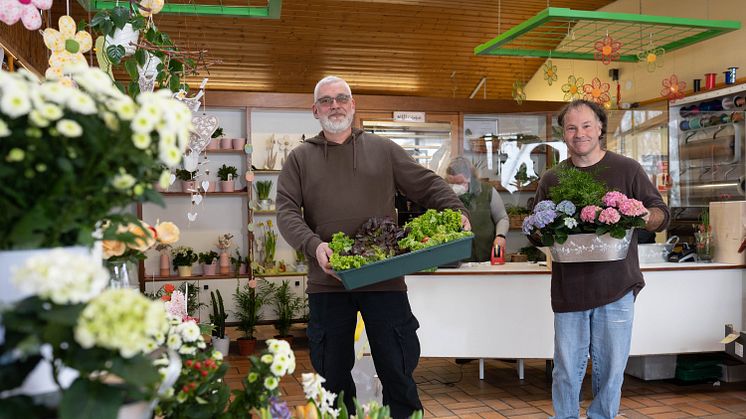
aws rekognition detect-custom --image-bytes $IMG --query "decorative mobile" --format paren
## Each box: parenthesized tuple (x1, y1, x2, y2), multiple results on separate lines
(661, 74, 686, 101)
(42, 15, 93, 80)
(543, 60, 558, 86)
(561, 75, 584, 101)
(593, 34, 622, 65)
(0, 0, 52, 30)
(582, 77, 611, 105)
(512, 80, 526, 105)
(637, 40, 665, 73)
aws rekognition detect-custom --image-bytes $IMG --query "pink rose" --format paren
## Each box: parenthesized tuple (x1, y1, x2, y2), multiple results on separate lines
(618, 198, 647, 217)
(598, 207, 621, 224)
(580, 205, 601, 223)
(602, 191, 627, 208)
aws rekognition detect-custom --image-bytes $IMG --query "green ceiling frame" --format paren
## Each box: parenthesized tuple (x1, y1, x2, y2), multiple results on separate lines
(76, 0, 282, 18)
(474, 7, 741, 62)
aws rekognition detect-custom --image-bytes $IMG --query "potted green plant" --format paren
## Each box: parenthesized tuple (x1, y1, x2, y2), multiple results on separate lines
(233, 280, 268, 355)
(175, 168, 196, 193)
(210, 289, 229, 354)
(254, 180, 273, 210)
(262, 280, 304, 342)
(294, 248, 307, 272)
(199, 250, 218, 276)
(172, 246, 197, 277)
(506, 204, 530, 229)
(218, 164, 238, 193)
(208, 126, 224, 150)
(254, 221, 277, 268)
(231, 249, 249, 275)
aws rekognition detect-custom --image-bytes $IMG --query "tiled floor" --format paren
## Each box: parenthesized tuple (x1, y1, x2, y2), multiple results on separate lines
(224, 326, 746, 418)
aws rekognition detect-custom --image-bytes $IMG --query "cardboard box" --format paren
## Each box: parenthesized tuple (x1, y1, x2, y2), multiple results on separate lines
(625, 355, 677, 380)
(336, 236, 473, 290)
(709, 201, 746, 264)
(724, 324, 746, 363)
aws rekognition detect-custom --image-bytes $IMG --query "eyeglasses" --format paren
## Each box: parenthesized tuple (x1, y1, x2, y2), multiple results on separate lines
(315, 94, 351, 106)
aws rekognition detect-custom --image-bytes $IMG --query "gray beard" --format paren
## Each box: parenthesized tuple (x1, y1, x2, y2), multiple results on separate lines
(320, 113, 353, 133)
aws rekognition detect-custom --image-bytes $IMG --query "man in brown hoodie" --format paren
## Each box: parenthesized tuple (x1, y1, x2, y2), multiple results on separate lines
(276, 76, 469, 418)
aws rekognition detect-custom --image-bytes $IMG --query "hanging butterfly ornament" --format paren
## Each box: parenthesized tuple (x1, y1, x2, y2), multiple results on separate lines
(660, 74, 686, 102)
(637, 35, 665, 73)
(512, 80, 526, 105)
(594, 34, 622, 65)
(543, 60, 558, 86)
(136, 0, 165, 92)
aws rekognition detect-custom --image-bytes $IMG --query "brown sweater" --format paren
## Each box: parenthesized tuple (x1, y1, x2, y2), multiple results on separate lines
(276, 128, 467, 293)
(532, 151, 670, 312)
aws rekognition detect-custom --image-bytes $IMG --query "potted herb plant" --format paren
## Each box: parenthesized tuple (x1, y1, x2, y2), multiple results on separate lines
(172, 246, 197, 277)
(233, 280, 267, 355)
(175, 168, 196, 193)
(254, 180, 273, 210)
(262, 280, 304, 343)
(218, 164, 238, 193)
(208, 126, 223, 150)
(210, 289, 230, 355)
(199, 250, 219, 276)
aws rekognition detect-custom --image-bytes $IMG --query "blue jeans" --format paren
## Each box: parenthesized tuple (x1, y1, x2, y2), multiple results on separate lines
(551, 291, 634, 419)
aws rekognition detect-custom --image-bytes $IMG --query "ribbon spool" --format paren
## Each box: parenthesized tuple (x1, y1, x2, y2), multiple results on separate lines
(705, 73, 717, 90)
(724, 67, 738, 85)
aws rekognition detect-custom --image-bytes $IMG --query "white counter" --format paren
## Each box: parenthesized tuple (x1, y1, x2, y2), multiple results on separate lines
(407, 262, 745, 361)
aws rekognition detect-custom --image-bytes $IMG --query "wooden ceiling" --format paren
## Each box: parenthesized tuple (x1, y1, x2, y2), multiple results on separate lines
(15, 0, 616, 99)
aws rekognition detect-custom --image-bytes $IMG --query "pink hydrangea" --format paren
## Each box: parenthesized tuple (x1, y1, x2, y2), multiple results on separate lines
(602, 191, 628, 208)
(580, 205, 601, 223)
(598, 207, 621, 224)
(618, 198, 647, 217)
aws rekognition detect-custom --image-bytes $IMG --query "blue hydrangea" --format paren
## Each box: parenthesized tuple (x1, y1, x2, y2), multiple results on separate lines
(522, 215, 535, 235)
(556, 200, 576, 216)
(533, 209, 557, 228)
(535, 200, 556, 212)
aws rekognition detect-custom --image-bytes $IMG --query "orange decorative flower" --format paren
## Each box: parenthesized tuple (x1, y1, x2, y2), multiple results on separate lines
(661, 74, 686, 101)
(594, 35, 622, 65)
(582, 77, 611, 105)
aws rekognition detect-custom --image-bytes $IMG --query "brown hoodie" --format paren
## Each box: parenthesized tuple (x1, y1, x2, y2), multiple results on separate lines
(276, 128, 467, 293)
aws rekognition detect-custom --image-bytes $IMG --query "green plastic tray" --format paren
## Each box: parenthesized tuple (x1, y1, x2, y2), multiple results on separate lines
(335, 236, 473, 290)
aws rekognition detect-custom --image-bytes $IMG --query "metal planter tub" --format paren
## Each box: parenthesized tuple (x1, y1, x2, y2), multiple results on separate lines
(550, 229, 634, 263)
(335, 236, 473, 290)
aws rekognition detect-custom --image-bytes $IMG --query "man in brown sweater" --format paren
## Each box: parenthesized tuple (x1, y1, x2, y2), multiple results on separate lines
(532, 100, 669, 419)
(276, 76, 468, 418)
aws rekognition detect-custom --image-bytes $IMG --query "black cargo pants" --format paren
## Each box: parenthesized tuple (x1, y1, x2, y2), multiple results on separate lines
(307, 291, 422, 419)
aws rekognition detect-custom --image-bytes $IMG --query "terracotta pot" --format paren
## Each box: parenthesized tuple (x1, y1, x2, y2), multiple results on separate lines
(159, 252, 170, 276)
(220, 137, 233, 149)
(220, 180, 235, 193)
(181, 180, 196, 193)
(177, 265, 193, 277)
(202, 262, 217, 276)
(219, 252, 231, 274)
(207, 137, 220, 150)
(237, 338, 258, 355)
(232, 138, 246, 150)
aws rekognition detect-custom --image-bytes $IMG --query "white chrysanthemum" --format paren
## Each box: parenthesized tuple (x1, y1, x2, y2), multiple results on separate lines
(1, 89, 31, 118)
(39, 82, 72, 105)
(176, 321, 201, 343)
(159, 144, 181, 168)
(74, 67, 116, 95)
(261, 353, 274, 364)
(270, 360, 287, 377)
(102, 111, 119, 130)
(0, 119, 10, 137)
(75, 289, 168, 358)
(28, 110, 49, 127)
(264, 376, 279, 391)
(112, 171, 135, 190)
(302, 373, 326, 400)
(212, 350, 223, 361)
(158, 169, 171, 189)
(132, 132, 151, 149)
(158, 131, 176, 147)
(67, 91, 97, 115)
(11, 249, 108, 304)
(267, 338, 292, 356)
(56, 119, 83, 137)
(131, 112, 156, 134)
(140, 102, 162, 121)
(40, 103, 63, 121)
(167, 333, 183, 350)
(179, 345, 197, 355)
(111, 98, 136, 121)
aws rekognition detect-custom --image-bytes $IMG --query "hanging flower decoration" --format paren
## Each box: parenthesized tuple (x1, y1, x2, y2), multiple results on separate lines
(138, 0, 165, 17)
(594, 35, 622, 65)
(543, 60, 558, 86)
(512, 80, 526, 105)
(0, 0, 52, 30)
(43, 15, 93, 79)
(582, 77, 611, 105)
(661, 74, 686, 101)
(561, 75, 584, 101)
(637, 45, 665, 73)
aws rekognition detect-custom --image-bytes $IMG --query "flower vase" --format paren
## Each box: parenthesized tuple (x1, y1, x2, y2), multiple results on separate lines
(159, 251, 171, 276)
(219, 251, 231, 274)
(695, 231, 714, 262)
(106, 260, 138, 289)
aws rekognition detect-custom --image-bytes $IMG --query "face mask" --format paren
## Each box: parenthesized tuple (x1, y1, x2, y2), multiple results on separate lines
(451, 184, 468, 196)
